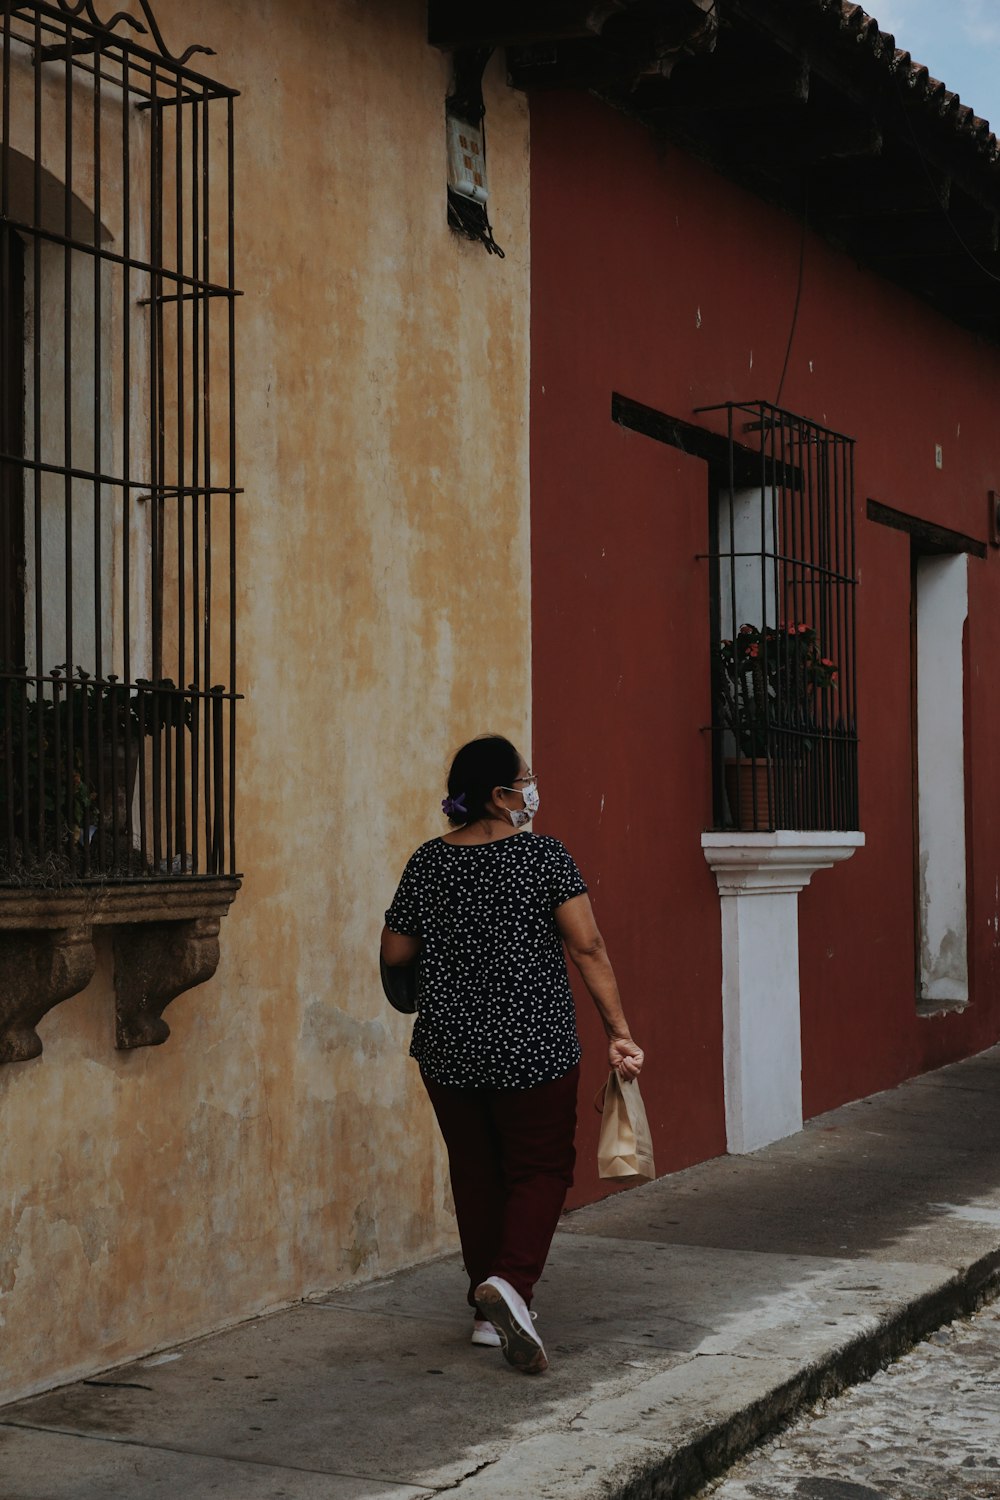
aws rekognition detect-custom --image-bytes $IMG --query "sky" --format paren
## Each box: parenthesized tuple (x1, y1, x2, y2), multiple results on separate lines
(867, 1, 1000, 130)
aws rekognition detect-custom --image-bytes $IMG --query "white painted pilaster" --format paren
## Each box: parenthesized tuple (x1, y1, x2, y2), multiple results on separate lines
(916, 553, 969, 1006)
(702, 831, 865, 1154)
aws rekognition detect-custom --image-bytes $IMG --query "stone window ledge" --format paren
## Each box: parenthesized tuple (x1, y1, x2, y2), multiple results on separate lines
(701, 831, 866, 894)
(0, 877, 241, 1064)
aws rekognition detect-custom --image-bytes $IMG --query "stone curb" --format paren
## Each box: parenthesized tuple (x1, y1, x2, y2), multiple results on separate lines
(610, 1248, 1000, 1500)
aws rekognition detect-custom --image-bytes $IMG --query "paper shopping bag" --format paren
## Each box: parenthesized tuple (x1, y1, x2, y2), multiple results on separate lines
(596, 1070, 656, 1181)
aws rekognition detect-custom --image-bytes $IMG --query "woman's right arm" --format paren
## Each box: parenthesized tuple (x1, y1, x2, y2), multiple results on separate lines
(555, 894, 644, 1079)
(383, 850, 423, 966)
(381, 925, 421, 966)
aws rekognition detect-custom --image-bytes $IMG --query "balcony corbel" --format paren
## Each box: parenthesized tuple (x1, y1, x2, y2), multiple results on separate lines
(0, 926, 97, 1064)
(113, 915, 222, 1050)
(0, 878, 239, 1062)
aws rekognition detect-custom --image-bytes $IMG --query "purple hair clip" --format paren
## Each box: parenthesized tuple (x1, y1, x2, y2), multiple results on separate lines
(442, 792, 467, 818)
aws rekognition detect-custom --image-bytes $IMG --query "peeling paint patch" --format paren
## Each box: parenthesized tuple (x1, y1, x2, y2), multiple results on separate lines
(347, 1202, 379, 1277)
(0, 1229, 21, 1296)
(302, 1003, 387, 1060)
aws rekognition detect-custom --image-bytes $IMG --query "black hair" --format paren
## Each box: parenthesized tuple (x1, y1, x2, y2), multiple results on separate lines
(445, 734, 521, 827)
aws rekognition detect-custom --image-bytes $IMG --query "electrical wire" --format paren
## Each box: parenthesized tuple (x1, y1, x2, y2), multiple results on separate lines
(776, 180, 808, 406)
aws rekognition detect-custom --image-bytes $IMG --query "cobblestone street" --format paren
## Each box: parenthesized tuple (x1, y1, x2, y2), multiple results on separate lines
(702, 1298, 1000, 1500)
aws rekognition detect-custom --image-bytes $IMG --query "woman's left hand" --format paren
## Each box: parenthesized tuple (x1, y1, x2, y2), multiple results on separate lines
(609, 1036, 644, 1080)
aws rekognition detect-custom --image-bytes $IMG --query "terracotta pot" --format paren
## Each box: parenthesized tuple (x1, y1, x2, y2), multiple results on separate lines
(724, 758, 776, 831)
(724, 757, 804, 831)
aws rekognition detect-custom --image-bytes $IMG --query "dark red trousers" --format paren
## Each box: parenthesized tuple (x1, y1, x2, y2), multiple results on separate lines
(421, 1064, 580, 1308)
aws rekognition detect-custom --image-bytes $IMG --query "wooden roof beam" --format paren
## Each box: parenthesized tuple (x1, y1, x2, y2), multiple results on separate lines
(640, 50, 810, 113)
(724, 0, 878, 117)
(718, 118, 883, 168)
(818, 173, 952, 219)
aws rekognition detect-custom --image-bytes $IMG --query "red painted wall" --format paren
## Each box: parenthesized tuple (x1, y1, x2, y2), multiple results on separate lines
(530, 91, 1000, 1201)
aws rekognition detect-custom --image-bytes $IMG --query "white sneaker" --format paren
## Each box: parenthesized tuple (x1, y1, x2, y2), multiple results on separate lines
(474, 1276, 548, 1374)
(471, 1318, 502, 1348)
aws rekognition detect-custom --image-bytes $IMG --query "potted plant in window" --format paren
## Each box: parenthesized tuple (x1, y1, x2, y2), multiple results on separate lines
(713, 622, 838, 830)
(0, 666, 190, 878)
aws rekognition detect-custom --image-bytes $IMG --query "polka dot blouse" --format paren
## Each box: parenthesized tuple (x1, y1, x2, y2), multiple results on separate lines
(385, 832, 588, 1090)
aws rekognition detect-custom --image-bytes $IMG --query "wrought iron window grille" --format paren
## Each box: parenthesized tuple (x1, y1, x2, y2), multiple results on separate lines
(698, 400, 859, 834)
(1, 0, 241, 887)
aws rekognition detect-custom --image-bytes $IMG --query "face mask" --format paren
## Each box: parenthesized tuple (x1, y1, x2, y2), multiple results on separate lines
(503, 780, 539, 828)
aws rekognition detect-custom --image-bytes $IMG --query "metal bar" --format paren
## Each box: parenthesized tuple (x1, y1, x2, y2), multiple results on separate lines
(5, 2, 237, 98)
(150, 89, 163, 685)
(138, 287, 236, 306)
(7, 201, 30, 858)
(821, 432, 833, 830)
(726, 403, 740, 825)
(776, 411, 791, 827)
(791, 417, 809, 828)
(0, 211, 234, 295)
(1, 0, 19, 869)
(826, 433, 838, 828)
(2, 2, 12, 226)
(121, 40, 133, 870)
(149, 70, 164, 868)
(173, 63, 186, 868)
(92, 27, 105, 869)
(201, 95, 212, 869)
(0, 451, 242, 496)
(788, 410, 804, 827)
(211, 683, 223, 872)
(226, 94, 236, 874)
(31, 4, 44, 860)
(63, 20, 77, 853)
(2, 674, 14, 865)
(51, 669, 62, 856)
(707, 470, 722, 827)
(0, 669, 237, 699)
(820, 435, 832, 831)
(772, 415, 785, 822)
(695, 548, 854, 585)
(0, 40, 13, 871)
(163, 672, 172, 872)
(1, 13, 11, 884)
(150, 680, 161, 870)
(831, 435, 845, 828)
(848, 442, 859, 825)
(802, 424, 816, 831)
(136, 683, 147, 868)
(189, 85, 201, 875)
(755, 414, 769, 826)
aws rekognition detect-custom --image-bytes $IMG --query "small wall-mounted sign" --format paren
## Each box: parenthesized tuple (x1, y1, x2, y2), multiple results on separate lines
(446, 114, 488, 204)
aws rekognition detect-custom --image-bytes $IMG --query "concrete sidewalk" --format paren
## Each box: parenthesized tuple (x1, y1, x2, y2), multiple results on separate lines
(4, 1046, 1000, 1500)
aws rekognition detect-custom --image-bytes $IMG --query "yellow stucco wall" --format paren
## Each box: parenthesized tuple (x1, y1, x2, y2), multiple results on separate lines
(0, 0, 530, 1402)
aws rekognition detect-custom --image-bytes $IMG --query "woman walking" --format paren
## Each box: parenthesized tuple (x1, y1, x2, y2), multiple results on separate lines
(381, 734, 644, 1375)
